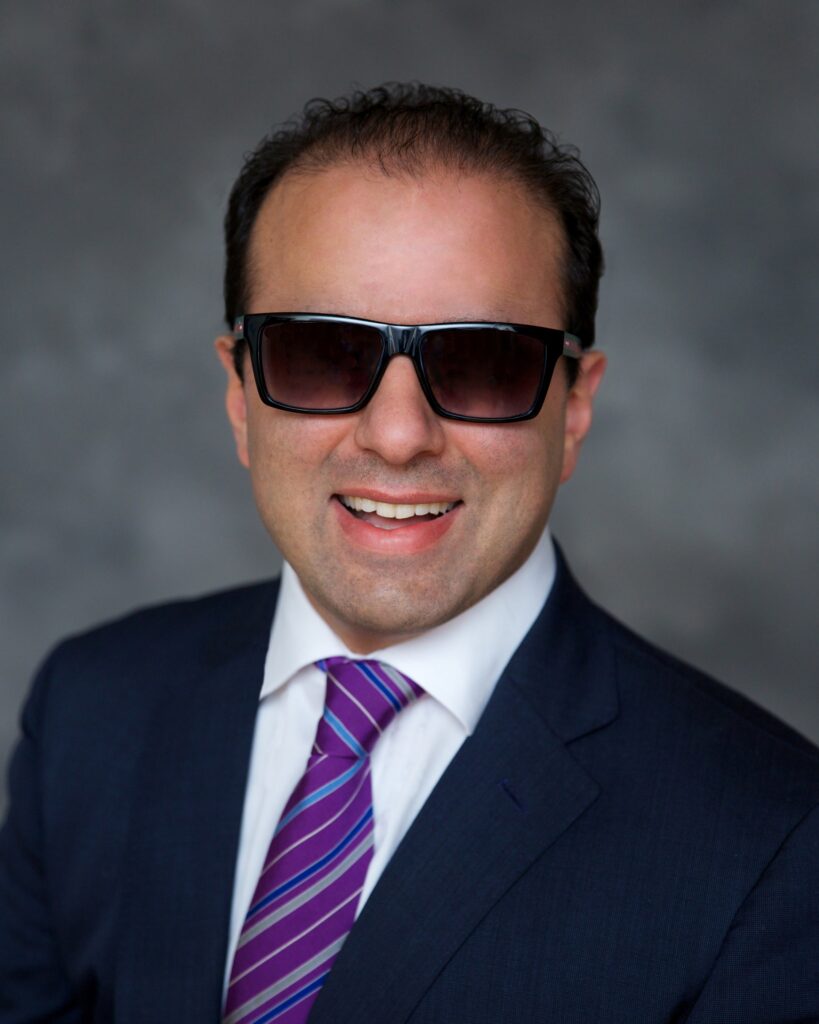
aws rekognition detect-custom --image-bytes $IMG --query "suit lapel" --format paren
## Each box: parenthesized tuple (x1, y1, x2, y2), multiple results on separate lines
(115, 582, 278, 1024)
(309, 550, 619, 1024)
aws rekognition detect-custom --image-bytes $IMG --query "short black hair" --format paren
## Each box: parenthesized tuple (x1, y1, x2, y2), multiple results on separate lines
(224, 83, 603, 381)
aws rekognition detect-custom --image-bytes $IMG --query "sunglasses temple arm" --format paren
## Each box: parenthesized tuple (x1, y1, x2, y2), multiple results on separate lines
(563, 333, 583, 359)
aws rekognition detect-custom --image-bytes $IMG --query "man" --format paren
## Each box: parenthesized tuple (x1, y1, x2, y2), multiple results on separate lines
(1, 84, 818, 1023)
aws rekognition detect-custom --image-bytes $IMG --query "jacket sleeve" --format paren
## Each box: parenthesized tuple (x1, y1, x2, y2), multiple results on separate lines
(685, 801, 819, 1023)
(0, 653, 84, 1023)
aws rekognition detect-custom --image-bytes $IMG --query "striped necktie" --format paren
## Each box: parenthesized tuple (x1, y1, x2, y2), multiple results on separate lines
(222, 657, 424, 1024)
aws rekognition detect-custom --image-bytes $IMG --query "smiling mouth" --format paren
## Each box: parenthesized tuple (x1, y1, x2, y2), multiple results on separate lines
(336, 494, 461, 530)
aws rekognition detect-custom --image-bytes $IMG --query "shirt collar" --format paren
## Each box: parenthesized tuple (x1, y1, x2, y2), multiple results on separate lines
(262, 526, 556, 734)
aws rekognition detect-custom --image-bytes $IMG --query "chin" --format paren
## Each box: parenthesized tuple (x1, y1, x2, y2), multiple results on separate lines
(314, 580, 467, 649)
(334, 597, 443, 640)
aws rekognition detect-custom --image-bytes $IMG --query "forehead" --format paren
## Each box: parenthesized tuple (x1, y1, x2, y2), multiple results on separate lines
(245, 163, 566, 327)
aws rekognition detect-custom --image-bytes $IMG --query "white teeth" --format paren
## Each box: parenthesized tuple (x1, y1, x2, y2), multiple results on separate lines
(340, 495, 456, 519)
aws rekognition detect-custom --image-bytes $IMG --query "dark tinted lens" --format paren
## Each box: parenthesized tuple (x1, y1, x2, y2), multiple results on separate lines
(259, 320, 383, 410)
(421, 328, 545, 419)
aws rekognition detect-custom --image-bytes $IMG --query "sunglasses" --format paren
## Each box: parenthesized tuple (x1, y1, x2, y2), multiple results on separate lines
(233, 313, 583, 423)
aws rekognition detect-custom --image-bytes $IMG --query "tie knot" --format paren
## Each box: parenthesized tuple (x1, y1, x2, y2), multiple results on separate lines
(313, 657, 424, 758)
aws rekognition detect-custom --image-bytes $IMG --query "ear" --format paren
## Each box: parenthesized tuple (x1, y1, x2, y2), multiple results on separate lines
(560, 350, 607, 484)
(215, 336, 250, 468)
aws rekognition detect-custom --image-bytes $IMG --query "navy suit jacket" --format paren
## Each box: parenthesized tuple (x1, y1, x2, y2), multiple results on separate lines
(2, 549, 819, 1022)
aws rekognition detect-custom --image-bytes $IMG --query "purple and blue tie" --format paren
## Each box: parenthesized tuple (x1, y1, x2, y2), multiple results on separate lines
(222, 657, 424, 1024)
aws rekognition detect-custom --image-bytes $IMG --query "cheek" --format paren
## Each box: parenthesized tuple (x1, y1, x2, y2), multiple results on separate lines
(466, 421, 565, 544)
(243, 414, 332, 559)
(459, 419, 561, 491)
(244, 409, 346, 499)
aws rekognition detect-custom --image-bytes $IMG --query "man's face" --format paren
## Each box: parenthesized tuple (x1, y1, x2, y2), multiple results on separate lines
(217, 164, 604, 652)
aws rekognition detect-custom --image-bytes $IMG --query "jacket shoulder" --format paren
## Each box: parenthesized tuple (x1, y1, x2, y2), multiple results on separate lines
(593, 603, 819, 814)
(610, 608, 817, 756)
(43, 577, 279, 680)
(24, 578, 279, 755)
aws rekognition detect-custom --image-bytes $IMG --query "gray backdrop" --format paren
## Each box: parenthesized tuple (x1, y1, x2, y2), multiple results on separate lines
(2, 0, 818, 804)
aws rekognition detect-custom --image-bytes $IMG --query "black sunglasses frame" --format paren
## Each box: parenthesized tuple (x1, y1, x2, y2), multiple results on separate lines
(233, 312, 584, 423)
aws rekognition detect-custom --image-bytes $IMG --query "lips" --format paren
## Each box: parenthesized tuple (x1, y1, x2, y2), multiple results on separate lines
(335, 494, 461, 531)
(332, 491, 463, 551)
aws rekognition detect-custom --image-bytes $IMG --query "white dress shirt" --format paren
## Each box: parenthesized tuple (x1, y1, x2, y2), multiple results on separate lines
(223, 526, 557, 988)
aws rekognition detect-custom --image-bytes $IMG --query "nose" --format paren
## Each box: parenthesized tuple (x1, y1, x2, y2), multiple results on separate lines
(353, 355, 446, 464)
